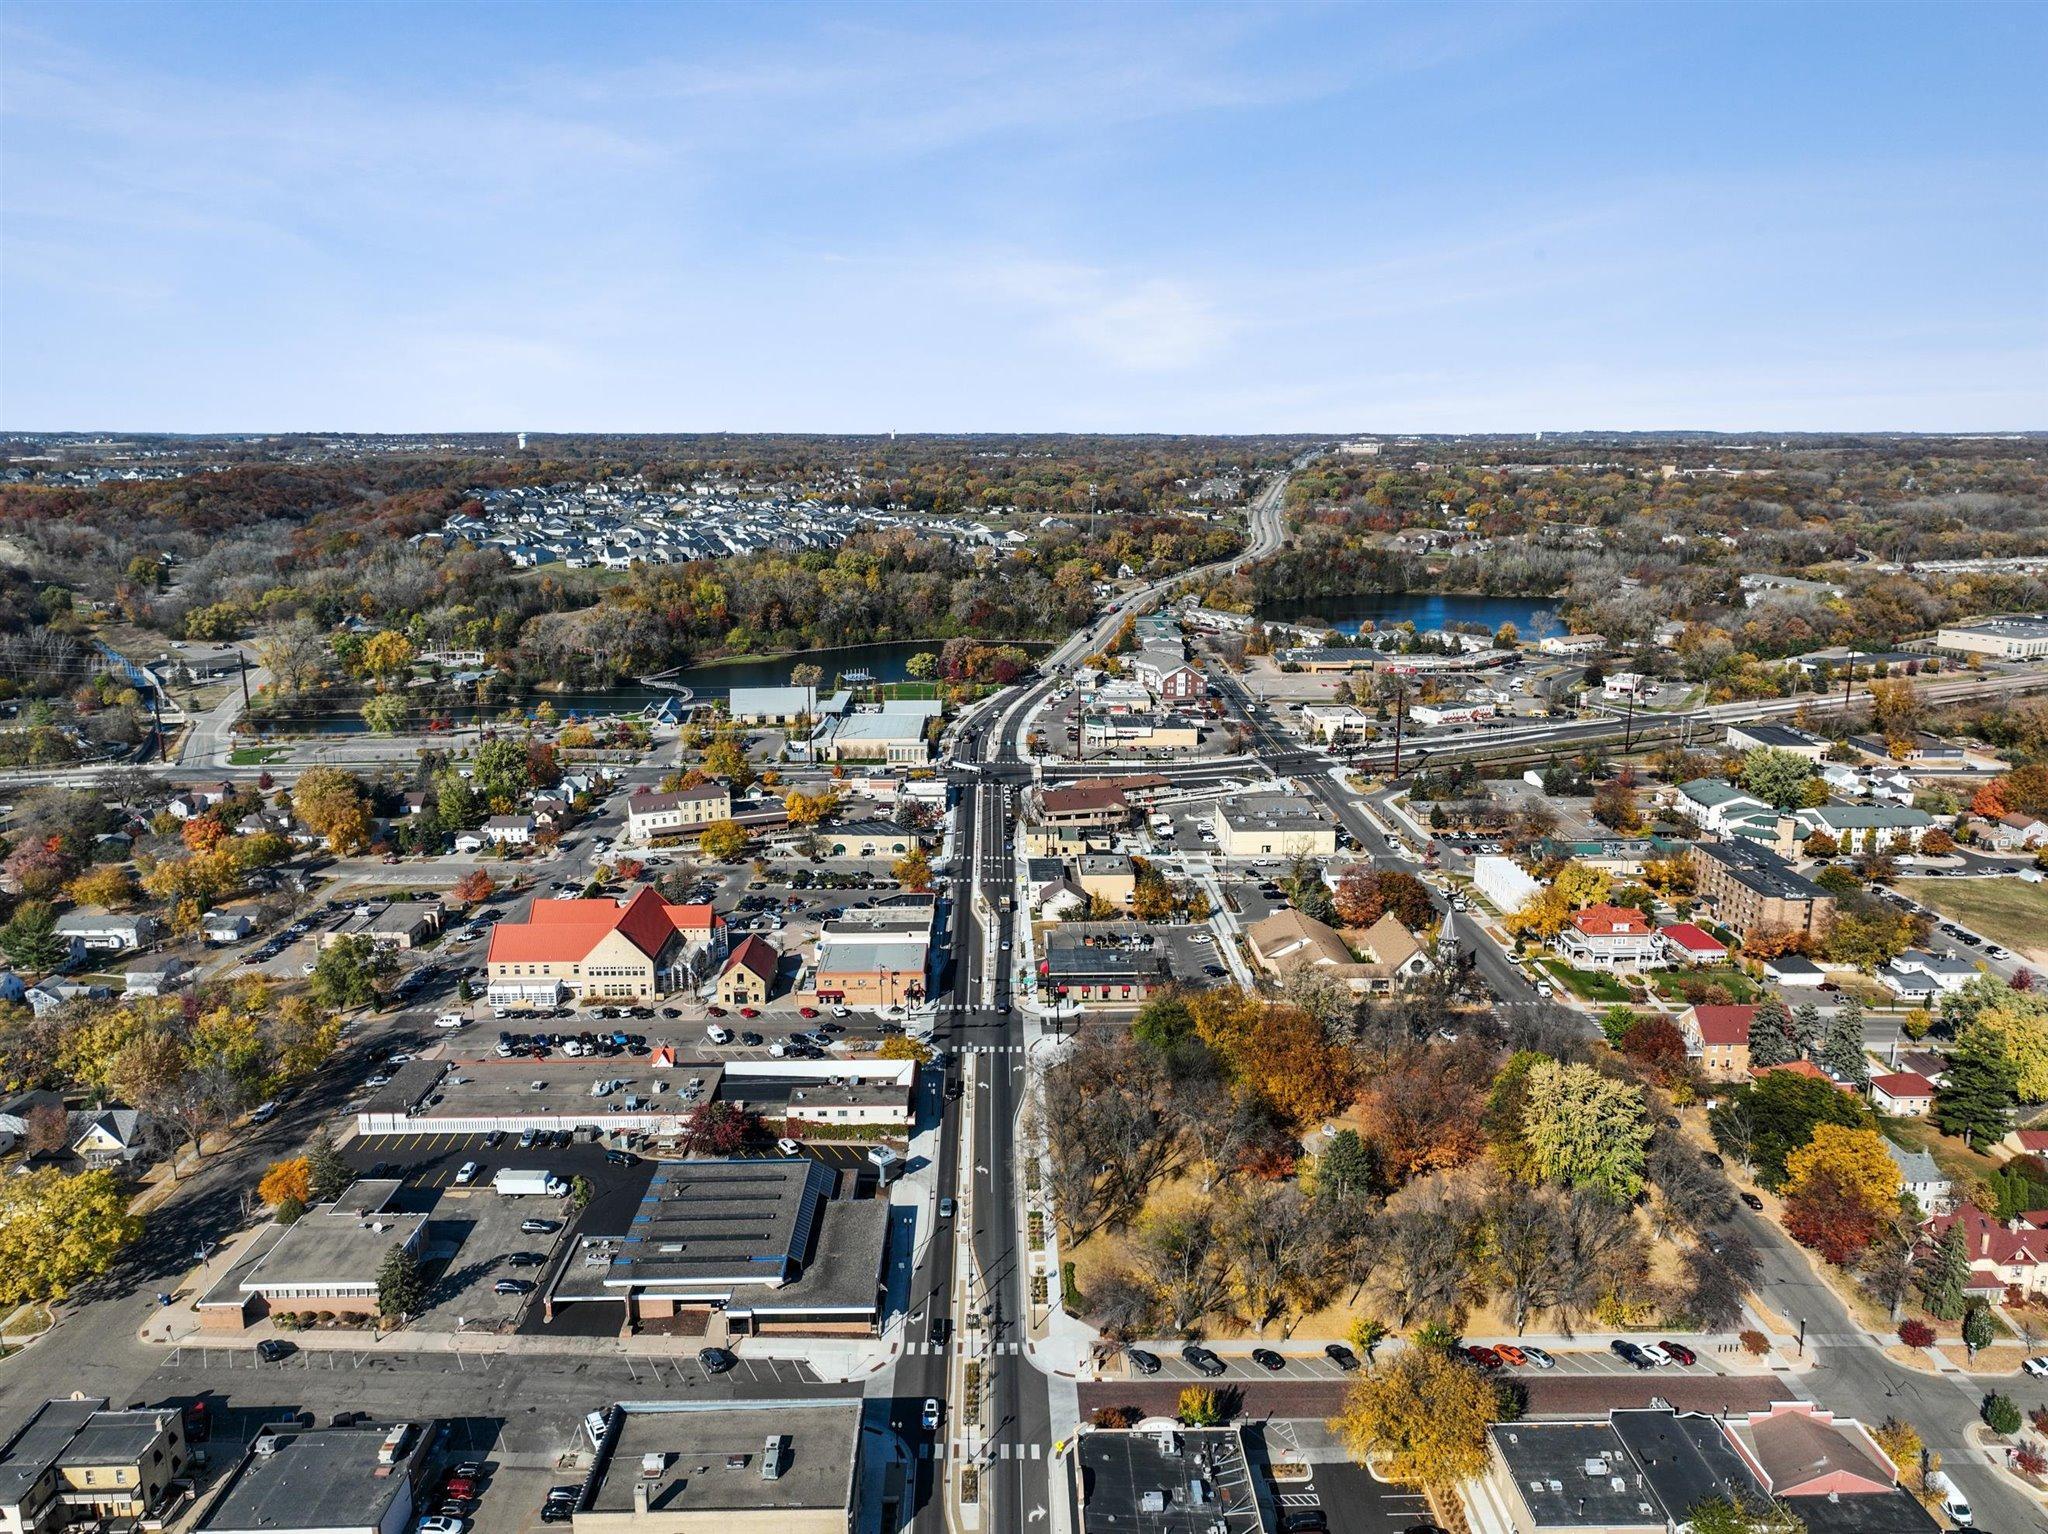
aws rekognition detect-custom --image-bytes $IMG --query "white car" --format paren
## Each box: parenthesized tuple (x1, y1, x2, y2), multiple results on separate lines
(2023, 1355, 2048, 1378)
(776, 1137, 802, 1157)
(364, 1073, 392, 1088)
(1638, 1342, 1674, 1367)
(249, 1101, 279, 1125)
(417, 1519, 467, 1534)
(830, 1005, 851, 1019)
(434, 1013, 465, 1030)
(920, 1398, 942, 1432)
(454, 1161, 480, 1186)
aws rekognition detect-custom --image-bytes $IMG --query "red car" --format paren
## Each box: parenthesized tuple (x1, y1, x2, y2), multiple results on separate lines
(1658, 1340, 1697, 1366)
(1464, 1346, 1503, 1370)
(739, 1007, 760, 1019)
(442, 1479, 478, 1501)
(706, 1006, 727, 1017)
(798, 1006, 819, 1018)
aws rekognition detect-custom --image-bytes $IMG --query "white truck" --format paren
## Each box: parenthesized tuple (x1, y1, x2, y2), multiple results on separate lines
(493, 1168, 568, 1198)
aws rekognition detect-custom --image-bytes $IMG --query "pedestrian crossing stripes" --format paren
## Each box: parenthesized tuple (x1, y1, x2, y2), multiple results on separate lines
(962, 1043, 1027, 1054)
(904, 1340, 1026, 1355)
(918, 1442, 1046, 1461)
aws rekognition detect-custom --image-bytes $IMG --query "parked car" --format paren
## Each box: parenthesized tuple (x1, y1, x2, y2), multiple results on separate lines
(776, 1137, 803, 1157)
(1519, 1345, 1555, 1369)
(697, 1347, 737, 1375)
(493, 1278, 534, 1296)
(2024, 1355, 2048, 1378)
(1279, 1513, 1329, 1533)
(1126, 1347, 1161, 1375)
(255, 1339, 296, 1362)
(1250, 1348, 1285, 1372)
(1740, 1192, 1765, 1212)
(506, 1252, 546, 1267)
(1464, 1345, 1503, 1370)
(416, 1519, 467, 1534)
(454, 1161, 480, 1187)
(1322, 1342, 1359, 1370)
(1610, 1340, 1653, 1369)
(519, 1218, 559, 1235)
(1494, 1344, 1528, 1367)
(1659, 1340, 1697, 1366)
(1638, 1342, 1674, 1367)
(1181, 1344, 1226, 1377)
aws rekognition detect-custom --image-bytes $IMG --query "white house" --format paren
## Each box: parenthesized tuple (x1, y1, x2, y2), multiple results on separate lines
(125, 958, 194, 997)
(1794, 803, 1934, 853)
(1676, 779, 1777, 836)
(1879, 949, 1977, 999)
(482, 814, 535, 847)
(1885, 1139, 1951, 1211)
(202, 911, 253, 945)
(1555, 904, 1666, 971)
(1869, 1071, 1936, 1117)
(1987, 813, 2048, 852)
(52, 911, 158, 953)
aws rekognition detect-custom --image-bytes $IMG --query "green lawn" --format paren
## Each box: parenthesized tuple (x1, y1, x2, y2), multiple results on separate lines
(1539, 959, 1632, 1003)
(228, 745, 290, 765)
(1651, 966, 1760, 1004)
(1896, 876, 2048, 962)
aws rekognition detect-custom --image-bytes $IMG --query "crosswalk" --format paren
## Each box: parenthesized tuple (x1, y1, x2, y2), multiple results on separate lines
(919, 1441, 1045, 1460)
(903, 1340, 1026, 1355)
(960, 1043, 1028, 1054)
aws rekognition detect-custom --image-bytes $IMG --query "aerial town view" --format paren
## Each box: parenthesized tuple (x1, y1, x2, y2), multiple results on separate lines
(0, 3, 2042, 1534)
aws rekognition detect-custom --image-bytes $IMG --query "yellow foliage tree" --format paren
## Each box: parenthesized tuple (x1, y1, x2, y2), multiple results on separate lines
(893, 846, 934, 892)
(1552, 860, 1612, 910)
(1782, 1124, 1902, 1214)
(1327, 1348, 1497, 1487)
(1504, 886, 1571, 942)
(0, 1168, 142, 1307)
(359, 630, 416, 680)
(258, 1157, 312, 1209)
(698, 819, 750, 862)
(64, 866, 139, 910)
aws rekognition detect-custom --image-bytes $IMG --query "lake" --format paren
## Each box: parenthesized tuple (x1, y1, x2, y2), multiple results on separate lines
(1254, 591, 1564, 639)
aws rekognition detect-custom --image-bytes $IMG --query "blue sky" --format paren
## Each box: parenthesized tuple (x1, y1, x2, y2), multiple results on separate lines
(3, 1, 2042, 432)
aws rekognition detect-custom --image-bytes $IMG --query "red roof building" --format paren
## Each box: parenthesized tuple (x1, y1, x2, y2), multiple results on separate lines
(715, 935, 779, 1006)
(486, 887, 726, 1006)
(1658, 922, 1728, 966)
(1922, 1201, 2048, 1298)
(1679, 1003, 1757, 1080)
(1868, 1071, 1936, 1116)
(1556, 903, 1666, 972)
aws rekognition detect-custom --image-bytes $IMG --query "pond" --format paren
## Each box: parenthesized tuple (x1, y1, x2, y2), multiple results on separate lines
(1254, 591, 1564, 639)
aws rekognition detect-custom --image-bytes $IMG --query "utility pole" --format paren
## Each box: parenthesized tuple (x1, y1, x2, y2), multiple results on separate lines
(237, 650, 251, 714)
(1388, 677, 1408, 780)
(1622, 684, 1636, 753)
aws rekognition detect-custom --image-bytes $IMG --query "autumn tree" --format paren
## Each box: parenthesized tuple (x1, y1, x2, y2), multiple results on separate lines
(359, 629, 416, 681)
(892, 846, 934, 892)
(0, 1168, 143, 1307)
(1782, 1126, 1901, 1265)
(292, 767, 373, 854)
(258, 1156, 312, 1210)
(1358, 1044, 1490, 1182)
(1518, 1060, 1652, 1201)
(1328, 1348, 1499, 1488)
(1333, 867, 1433, 931)
(64, 866, 139, 910)
(698, 819, 750, 861)
(452, 869, 497, 907)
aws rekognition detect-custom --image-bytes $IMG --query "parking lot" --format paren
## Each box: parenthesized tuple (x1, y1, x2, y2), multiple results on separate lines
(1265, 1443, 1432, 1534)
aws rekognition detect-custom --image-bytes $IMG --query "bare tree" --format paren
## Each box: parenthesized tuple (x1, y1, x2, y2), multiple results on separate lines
(1217, 1184, 1335, 1337)
(1683, 1234, 1762, 1331)
(1647, 1138, 1736, 1237)
(1547, 1191, 1648, 1336)
(1371, 1184, 1480, 1326)
(1130, 1210, 1231, 1336)
(1083, 1266, 1160, 1341)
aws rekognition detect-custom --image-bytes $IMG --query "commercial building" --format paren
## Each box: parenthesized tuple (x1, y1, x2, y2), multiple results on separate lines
(1039, 932, 1168, 1005)
(809, 897, 935, 1009)
(714, 937, 778, 1007)
(1674, 779, 1779, 839)
(197, 1421, 432, 1534)
(548, 1160, 887, 1334)
(1471, 854, 1543, 915)
(1408, 700, 1495, 728)
(1208, 797, 1335, 858)
(1724, 722, 1831, 762)
(810, 701, 940, 765)
(1074, 855, 1136, 911)
(726, 687, 818, 725)
(1130, 645, 1205, 703)
(1029, 783, 1135, 833)
(1481, 1404, 1936, 1534)
(1079, 711, 1202, 751)
(487, 888, 727, 1007)
(1687, 839, 1835, 942)
(0, 1397, 189, 1534)
(356, 1057, 916, 1140)
(627, 786, 732, 842)
(316, 901, 443, 952)
(1073, 1426, 1266, 1534)
(194, 1180, 424, 1329)
(813, 822, 921, 859)
(1935, 614, 2048, 661)
(571, 1399, 861, 1534)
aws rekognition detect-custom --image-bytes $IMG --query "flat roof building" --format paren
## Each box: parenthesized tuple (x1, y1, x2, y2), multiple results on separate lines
(1209, 796, 1335, 858)
(1074, 1425, 1267, 1533)
(1936, 614, 2048, 661)
(198, 1422, 432, 1534)
(1688, 838, 1835, 942)
(196, 1179, 423, 1328)
(0, 1397, 190, 1534)
(573, 1399, 860, 1534)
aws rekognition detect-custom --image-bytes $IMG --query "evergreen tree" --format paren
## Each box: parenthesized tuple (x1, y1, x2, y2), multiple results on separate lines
(305, 1134, 353, 1204)
(376, 1246, 426, 1320)
(1962, 1299, 1996, 1356)
(0, 900, 68, 973)
(1933, 1026, 2020, 1147)
(1746, 996, 1798, 1069)
(1918, 1221, 1970, 1321)
(1790, 1001, 1824, 1058)
(1819, 1001, 1869, 1088)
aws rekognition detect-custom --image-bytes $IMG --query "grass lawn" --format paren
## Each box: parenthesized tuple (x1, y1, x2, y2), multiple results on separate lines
(1539, 959, 1632, 1003)
(1650, 966, 1759, 1004)
(1897, 877, 2048, 964)
(228, 745, 290, 765)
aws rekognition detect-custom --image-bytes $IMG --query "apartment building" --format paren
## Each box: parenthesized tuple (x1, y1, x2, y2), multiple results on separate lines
(1688, 838, 1835, 941)
(626, 784, 733, 841)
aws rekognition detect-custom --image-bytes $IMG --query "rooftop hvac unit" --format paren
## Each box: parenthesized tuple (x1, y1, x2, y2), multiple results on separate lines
(640, 1453, 666, 1478)
(761, 1435, 786, 1481)
(252, 1437, 277, 1457)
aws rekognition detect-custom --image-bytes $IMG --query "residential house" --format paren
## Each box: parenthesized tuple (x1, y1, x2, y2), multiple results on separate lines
(1869, 1071, 1936, 1117)
(626, 785, 732, 842)
(51, 911, 157, 954)
(1878, 949, 1977, 1001)
(1885, 1141, 1952, 1212)
(1794, 803, 1934, 853)
(1681, 1003, 1757, 1081)
(482, 815, 535, 847)
(1764, 954, 1827, 987)
(68, 1108, 144, 1168)
(714, 936, 778, 1007)
(2002, 1128, 2048, 1162)
(201, 910, 253, 945)
(24, 981, 109, 1018)
(1986, 812, 2048, 851)
(1675, 779, 1779, 838)
(124, 958, 193, 996)
(1658, 922, 1726, 967)
(486, 888, 726, 1007)
(1555, 904, 1664, 971)
(1688, 838, 1836, 941)
(1919, 1202, 2048, 1300)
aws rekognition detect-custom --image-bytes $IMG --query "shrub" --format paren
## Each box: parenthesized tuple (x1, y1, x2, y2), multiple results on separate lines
(1177, 1386, 1224, 1427)
(1898, 1319, 1937, 1348)
(2015, 1444, 2048, 1478)
(1739, 1329, 1771, 1356)
(2030, 1406, 2048, 1434)
(1090, 1406, 1140, 1429)
(1983, 1394, 2023, 1436)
